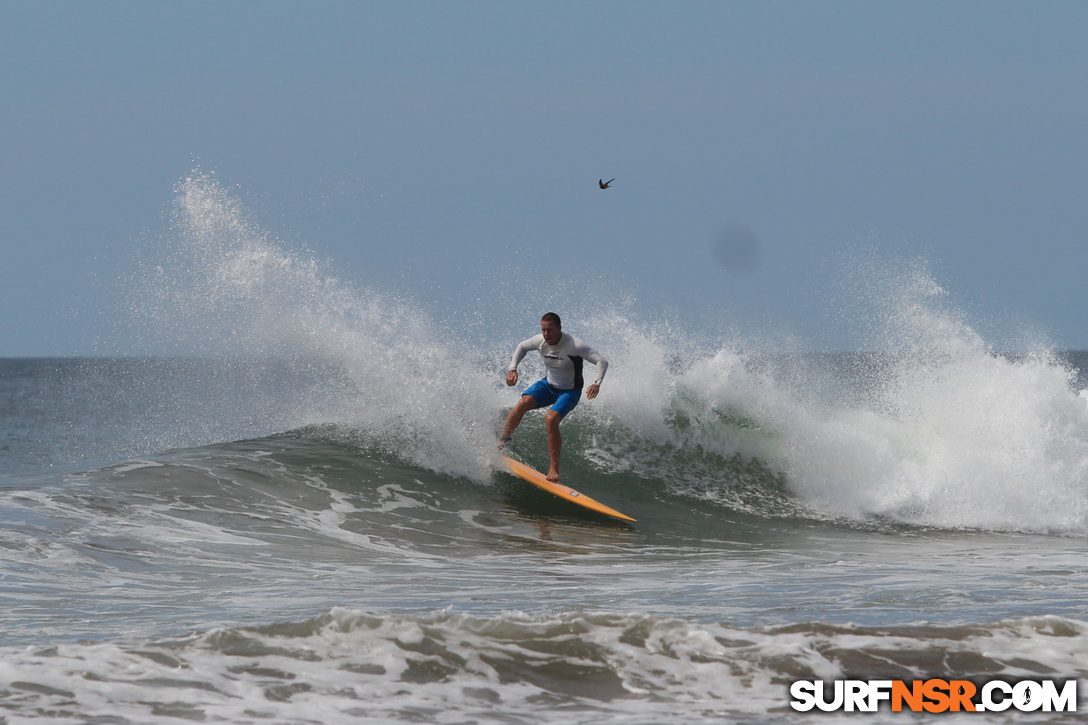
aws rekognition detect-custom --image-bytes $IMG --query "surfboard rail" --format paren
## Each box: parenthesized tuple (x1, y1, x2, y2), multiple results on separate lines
(501, 456, 636, 522)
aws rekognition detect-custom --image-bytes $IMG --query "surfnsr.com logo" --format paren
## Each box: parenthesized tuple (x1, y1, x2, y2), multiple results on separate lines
(789, 679, 1078, 713)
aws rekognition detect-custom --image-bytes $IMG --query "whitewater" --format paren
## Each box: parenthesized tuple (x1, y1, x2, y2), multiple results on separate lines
(0, 172, 1085, 722)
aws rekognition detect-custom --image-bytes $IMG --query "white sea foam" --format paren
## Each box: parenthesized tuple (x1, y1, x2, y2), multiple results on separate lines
(766, 265, 1088, 533)
(0, 610, 1083, 724)
(571, 263, 1088, 534)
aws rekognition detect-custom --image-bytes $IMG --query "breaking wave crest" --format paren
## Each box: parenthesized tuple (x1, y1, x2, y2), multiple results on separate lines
(118, 171, 1088, 535)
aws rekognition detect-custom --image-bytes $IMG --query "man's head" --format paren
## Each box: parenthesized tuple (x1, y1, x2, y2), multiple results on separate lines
(540, 312, 562, 346)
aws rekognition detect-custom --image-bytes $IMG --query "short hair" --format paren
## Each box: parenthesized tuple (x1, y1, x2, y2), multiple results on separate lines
(541, 312, 562, 329)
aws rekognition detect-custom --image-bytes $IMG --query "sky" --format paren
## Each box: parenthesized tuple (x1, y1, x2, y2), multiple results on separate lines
(2, 0, 1087, 356)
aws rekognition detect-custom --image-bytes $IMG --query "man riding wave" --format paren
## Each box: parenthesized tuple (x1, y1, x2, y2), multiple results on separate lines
(498, 313, 608, 482)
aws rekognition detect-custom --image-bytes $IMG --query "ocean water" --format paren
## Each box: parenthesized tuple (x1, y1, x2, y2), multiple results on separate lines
(1, 174, 1086, 723)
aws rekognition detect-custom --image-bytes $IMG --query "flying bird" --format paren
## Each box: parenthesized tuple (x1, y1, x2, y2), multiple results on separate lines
(599, 178, 615, 189)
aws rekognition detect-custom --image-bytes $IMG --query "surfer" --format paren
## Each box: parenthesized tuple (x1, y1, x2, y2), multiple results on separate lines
(498, 313, 608, 482)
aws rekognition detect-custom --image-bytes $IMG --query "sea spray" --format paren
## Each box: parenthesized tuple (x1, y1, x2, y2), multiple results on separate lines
(127, 171, 1088, 535)
(769, 262, 1088, 533)
(131, 171, 508, 480)
(555, 262, 1088, 534)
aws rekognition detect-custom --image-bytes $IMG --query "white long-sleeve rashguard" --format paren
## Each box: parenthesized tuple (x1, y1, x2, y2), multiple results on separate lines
(508, 332, 608, 390)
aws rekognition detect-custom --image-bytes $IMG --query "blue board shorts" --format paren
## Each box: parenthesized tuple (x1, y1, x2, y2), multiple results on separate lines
(523, 378, 582, 419)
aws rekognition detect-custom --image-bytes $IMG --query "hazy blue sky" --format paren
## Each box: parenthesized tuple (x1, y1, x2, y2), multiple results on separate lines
(2, 1, 1086, 355)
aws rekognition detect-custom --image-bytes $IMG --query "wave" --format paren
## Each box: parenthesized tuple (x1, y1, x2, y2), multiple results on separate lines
(1, 608, 1084, 723)
(97, 171, 1088, 536)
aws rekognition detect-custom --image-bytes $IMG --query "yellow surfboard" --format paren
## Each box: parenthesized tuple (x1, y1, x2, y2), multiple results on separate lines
(502, 456, 636, 522)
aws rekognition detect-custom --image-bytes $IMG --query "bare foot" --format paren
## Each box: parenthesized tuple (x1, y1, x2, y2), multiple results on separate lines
(546, 469, 560, 483)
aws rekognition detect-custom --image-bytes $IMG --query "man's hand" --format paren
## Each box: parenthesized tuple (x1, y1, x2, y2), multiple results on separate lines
(506, 370, 518, 387)
(585, 384, 600, 400)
